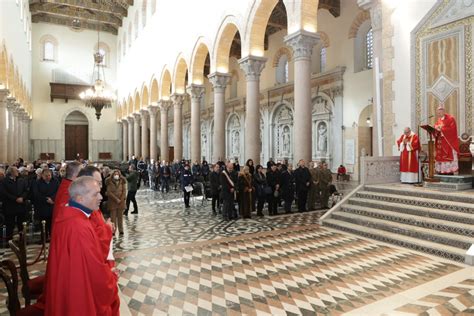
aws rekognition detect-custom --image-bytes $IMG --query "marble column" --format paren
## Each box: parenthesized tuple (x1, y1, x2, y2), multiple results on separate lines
(25, 117, 31, 161)
(19, 113, 26, 159)
(358, 0, 383, 156)
(0, 89, 9, 163)
(13, 104, 21, 160)
(121, 119, 129, 161)
(239, 56, 266, 164)
(127, 116, 134, 159)
(159, 100, 172, 162)
(148, 105, 159, 161)
(140, 109, 149, 159)
(208, 72, 231, 163)
(133, 113, 141, 158)
(6, 98, 15, 163)
(187, 84, 205, 163)
(171, 94, 184, 161)
(284, 30, 320, 163)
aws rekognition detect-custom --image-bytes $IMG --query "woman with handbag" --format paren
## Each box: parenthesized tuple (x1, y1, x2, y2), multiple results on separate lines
(106, 169, 127, 235)
(238, 166, 254, 219)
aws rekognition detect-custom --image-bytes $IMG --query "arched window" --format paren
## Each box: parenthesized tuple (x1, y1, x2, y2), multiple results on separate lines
(320, 47, 327, 73)
(134, 11, 139, 39)
(40, 35, 58, 62)
(276, 55, 289, 84)
(353, 20, 372, 72)
(95, 42, 110, 67)
(128, 22, 132, 46)
(142, 0, 147, 27)
(366, 28, 374, 69)
(151, 0, 157, 14)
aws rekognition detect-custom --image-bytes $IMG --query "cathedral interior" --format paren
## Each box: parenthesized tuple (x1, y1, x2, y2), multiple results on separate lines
(0, 0, 473, 315)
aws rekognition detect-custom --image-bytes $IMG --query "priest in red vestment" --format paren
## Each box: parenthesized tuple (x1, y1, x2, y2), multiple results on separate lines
(45, 176, 120, 316)
(396, 127, 420, 183)
(51, 161, 83, 225)
(434, 106, 459, 174)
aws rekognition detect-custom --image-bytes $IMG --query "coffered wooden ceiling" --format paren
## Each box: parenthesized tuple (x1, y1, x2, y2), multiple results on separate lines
(29, 0, 133, 35)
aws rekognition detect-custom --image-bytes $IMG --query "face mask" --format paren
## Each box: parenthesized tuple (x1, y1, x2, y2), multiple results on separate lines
(113, 175, 120, 180)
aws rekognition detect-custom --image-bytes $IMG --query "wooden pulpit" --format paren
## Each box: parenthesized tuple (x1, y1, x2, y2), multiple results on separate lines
(420, 125, 437, 181)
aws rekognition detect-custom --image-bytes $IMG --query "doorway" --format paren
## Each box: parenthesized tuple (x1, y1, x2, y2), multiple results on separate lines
(65, 111, 89, 160)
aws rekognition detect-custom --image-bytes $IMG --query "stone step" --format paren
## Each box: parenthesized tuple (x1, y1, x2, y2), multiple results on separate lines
(349, 196, 474, 223)
(424, 181, 472, 191)
(341, 203, 474, 236)
(323, 218, 467, 263)
(330, 211, 473, 250)
(365, 184, 474, 204)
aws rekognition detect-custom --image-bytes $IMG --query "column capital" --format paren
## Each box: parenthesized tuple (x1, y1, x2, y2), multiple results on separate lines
(358, 0, 382, 31)
(208, 72, 231, 92)
(158, 100, 172, 112)
(171, 93, 185, 109)
(132, 112, 141, 122)
(6, 97, 16, 110)
(186, 84, 205, 101)
(121, 118, 129, 124)
(0, 89, 9, 100)
(284, 30, 320, 60)
(147, 105, 160, 116)
(127, 115, 134, 123)
(139, 109, 149, 119)
(238, 56, 267, 81)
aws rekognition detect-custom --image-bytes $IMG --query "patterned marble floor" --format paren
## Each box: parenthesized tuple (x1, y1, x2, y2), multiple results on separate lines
(1, 182, 473, 315)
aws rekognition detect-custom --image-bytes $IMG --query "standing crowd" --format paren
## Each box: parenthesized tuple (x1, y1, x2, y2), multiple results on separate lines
(126, 155, 339, 222)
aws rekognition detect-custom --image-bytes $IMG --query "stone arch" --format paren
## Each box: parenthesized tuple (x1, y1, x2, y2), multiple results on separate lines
(159, 67, 172, 100)
(61, 107, 93, 160)
(142, 0, 147, 28)
(123, 33, 127, 55)
(245, 0, 288, 57)
(212, 16, 243, 73)
(141, 84, 149, 108)
(128, 22, 132, 46)
(127, 95, 133, 115)
(348, 10, 371, 39)
(318, 31, 330, 48)
(0, 45, 8, 86)
(172, 54, 188, 94)
(8, 56, 14, 92)
(284, 0, 319, 33)
(272, 46, 292, 67)
(189, 37, 211, 84)
(134, 11, 139, 39)
(149, 76, 159, 103)
(134, 91, 140, 112)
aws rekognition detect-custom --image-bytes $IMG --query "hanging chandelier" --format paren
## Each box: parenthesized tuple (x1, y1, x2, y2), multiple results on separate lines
(79, 29, 116, 120)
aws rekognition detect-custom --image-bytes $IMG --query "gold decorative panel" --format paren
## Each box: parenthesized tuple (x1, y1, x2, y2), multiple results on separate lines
(412, 0, 473, 137)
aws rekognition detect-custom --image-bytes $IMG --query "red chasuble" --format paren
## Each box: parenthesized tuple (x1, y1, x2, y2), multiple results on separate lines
(51, 178, 72, 225)
(396, 132, 420, 173)
(434, 114, 459, 173)
(90, 209, 113, 261)
(45, 204, 119, 316)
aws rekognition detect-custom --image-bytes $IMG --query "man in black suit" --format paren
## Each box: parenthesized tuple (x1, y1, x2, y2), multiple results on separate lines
(219, 162, 238, 221)
(294, 159, 311, 212)
(1, 167, 29, 239)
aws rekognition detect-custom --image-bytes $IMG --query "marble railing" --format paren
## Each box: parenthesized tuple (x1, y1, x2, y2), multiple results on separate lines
(360, 155, 400, 185)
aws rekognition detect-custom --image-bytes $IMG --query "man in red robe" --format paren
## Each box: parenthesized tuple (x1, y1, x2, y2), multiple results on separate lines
(51, 161, 83, 225)
(396, 127, 420, 183)
(434, 106, 459, 174)
(45, 176, 119, 316)
(38, 163, 114, 310)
